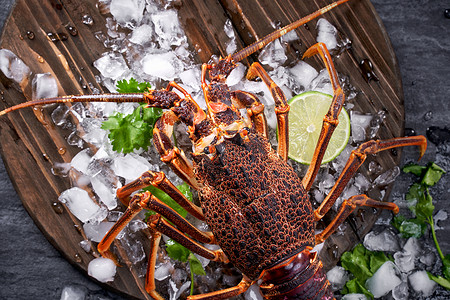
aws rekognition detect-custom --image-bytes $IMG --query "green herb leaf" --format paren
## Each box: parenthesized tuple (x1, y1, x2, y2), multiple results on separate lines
(443, 254, 450, 280)
(428, 273, 450, 290)
(342, 278, 373, 299)
(392, 215, 427, 238)
(144, 183, 192, 218)
(166, 239, 190, 262)
(340, 244, 373, 283)
(402, 163, 427, 177)
(188, 253, 206, 276)
(116, 78, 152, 93)
(102, 79, 162, 153)
(422, 163, 446, 187)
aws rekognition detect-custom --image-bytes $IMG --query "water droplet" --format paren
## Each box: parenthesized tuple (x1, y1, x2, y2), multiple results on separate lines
(26, 30, 35, 40)
(37, 55, 44, 63)
(74, 224, 82, 234)
(82, 14, 94, 26)
(74, 253, 82, 263)
(52, 202, 64, 214)
(423, 110, 433, 121)
(67, 25, 78, 36)
(327, 244, 339, 259)
(444, 9, 450, 19)
(42, 153, 50, 161)
(58, 147, 66, 155)
(359, 59, 379, 82)
(404, 127, 416, 136)
(390, 148, 398, 156)
(303, 23, 309, 30)
(57, 32, 68, 41)
(47, 32, 59, 42)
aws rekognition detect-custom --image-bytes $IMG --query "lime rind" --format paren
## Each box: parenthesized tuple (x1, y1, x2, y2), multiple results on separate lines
(287, 91, 351, 165)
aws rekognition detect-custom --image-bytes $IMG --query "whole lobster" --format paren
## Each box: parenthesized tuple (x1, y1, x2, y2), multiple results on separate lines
(0, 0, 427, 299)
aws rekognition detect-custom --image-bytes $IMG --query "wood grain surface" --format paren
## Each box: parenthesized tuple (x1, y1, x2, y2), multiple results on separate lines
(0, 0, 404, 299)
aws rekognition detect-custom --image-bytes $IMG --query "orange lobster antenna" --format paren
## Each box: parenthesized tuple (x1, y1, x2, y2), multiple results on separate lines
(231, 0, 350, 62)
(0, 93, 145, 116)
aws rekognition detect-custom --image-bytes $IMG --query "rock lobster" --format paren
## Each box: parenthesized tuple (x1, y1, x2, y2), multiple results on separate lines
(0, 0, 427, 299)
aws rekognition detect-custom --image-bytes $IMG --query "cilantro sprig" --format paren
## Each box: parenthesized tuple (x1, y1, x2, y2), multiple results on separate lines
(339, 162, 448, 296)
(101, 78, 162, 153)
(392, 162, 449, 289)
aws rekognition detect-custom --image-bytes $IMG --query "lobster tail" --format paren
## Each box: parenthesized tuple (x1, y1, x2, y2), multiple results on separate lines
(259, 249, 333, 300)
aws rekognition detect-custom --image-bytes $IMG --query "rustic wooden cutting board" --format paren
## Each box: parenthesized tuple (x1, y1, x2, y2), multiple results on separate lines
(0, 0, 405, 299)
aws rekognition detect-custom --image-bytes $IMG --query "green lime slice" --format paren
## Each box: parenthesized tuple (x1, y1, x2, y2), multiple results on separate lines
(288, 91, 350, 165)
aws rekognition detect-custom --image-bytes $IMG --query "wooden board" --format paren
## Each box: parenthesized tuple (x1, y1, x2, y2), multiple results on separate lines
(0, 0, 404, 299)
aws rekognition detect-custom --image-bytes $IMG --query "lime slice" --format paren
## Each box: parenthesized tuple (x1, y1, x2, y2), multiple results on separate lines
(288, 91, 350, 165)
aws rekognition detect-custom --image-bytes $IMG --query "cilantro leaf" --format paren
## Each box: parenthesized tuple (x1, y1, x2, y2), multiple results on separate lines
(144, 182, 192, 219)
(342, 278, 373, 299)
(102, 104, 160, 153)
(188, 253, 206, 276)
(102, 78, 163, 153)
(391, 215, 427, 238)
(116, 78, 152, 93)
(443, 254, 450, 280)
(428, 273, 450, 290)
(166, 239, 190, 262)
(422, 162, 446, 187)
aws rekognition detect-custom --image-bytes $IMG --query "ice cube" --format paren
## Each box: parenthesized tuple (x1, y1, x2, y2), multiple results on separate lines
(154, 260, 174, 281)
(363, 229, 400, 252)
(392, 281, 409, 300)
(151, 10, 186, 49)
(350, 111, 373, 143)
(366, 261, 402, 298)
(60, 284, 88, 300)
(142, 51, 180, 81)
(110, 0, 145, 24)
(258, 39, 287, 68)
(0, 48, 31, 84)
(226, 62, 246, 86)
(394, 250, 415, 273)
(244, 284, 263, 300)
(308, 68, 333, 95)
(93, 52, 129, 81)
(58, 187, 106, 223)
(434, 209, 448, 230)
(372, 166, 400, 188)
(32, 73, 58, 100)
(179, 67, 202, 92)
(289, 60, 318, 88)
(408, 270, 437, 297)
(80, 118, 107, 147)
(90, 175, 118, 209)
(83, 221, 115, 242)
(112, 153, 151, 181)
(326, 266, 349, 291)
(316, 18, 337, 50)
(402, 237, 421, 258)
(129, 23, 154, 45)
(88, 257, 117, 282)
(71, 149, 92, 174)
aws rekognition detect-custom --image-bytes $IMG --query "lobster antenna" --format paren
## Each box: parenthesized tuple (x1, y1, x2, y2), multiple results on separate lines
(0, 93, 145, 116)
(231, 0, 350, 62)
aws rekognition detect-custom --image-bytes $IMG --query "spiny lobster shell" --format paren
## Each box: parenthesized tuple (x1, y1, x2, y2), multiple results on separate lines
(193, 131, 315, 280)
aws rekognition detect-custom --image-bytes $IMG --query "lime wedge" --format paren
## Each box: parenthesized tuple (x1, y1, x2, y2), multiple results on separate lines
(288, 91, 350, 165)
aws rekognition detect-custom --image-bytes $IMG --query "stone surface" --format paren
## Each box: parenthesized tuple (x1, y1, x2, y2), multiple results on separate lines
(0, 0, 449, 299)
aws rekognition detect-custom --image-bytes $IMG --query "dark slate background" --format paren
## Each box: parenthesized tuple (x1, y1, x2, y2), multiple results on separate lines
(0, 0, 449, 299)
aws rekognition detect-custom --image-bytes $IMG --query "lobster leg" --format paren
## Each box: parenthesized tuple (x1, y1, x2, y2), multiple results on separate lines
(98, 192, 217, 263)
(301, 42, 345, 191)
(314, 136, 427, 221)
(116, 170, 205, 220)
(144, 227, 164, 300)
(246, 62, 290, 161)
(315, 194, 399, 244)
(187, 277, 253, 300)
(231, 90, 268, 138)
